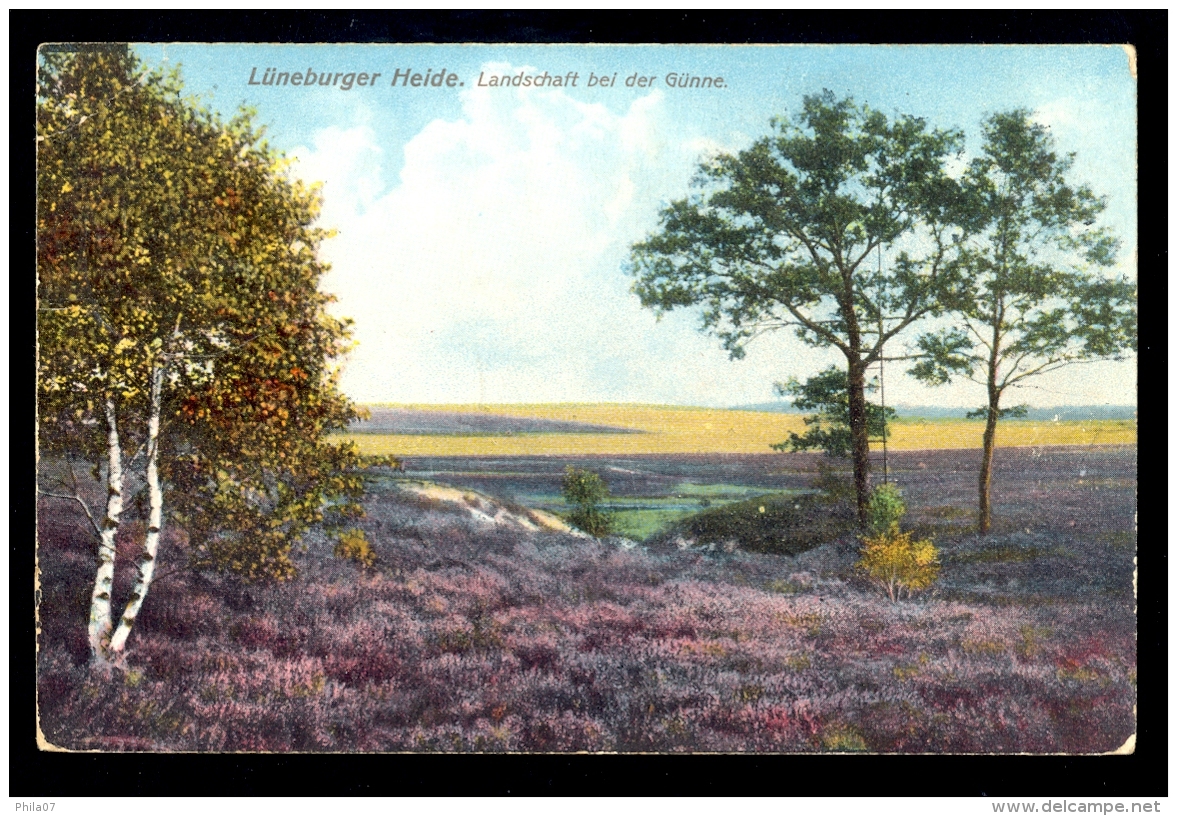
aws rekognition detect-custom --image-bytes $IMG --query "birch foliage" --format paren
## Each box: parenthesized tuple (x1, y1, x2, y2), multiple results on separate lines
(37, 47, 367, 662)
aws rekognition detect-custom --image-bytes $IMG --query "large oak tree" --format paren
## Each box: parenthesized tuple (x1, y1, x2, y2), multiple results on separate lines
(629, 92, 965, 520)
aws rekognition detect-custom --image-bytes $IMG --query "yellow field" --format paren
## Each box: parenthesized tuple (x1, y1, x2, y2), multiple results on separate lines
(886, 417, 1135, 450)
(342, 404, 1136, 457)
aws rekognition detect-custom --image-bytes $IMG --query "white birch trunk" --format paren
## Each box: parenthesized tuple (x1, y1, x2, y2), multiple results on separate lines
(88, 397, 124, 661)
(109, 362, 164, 655)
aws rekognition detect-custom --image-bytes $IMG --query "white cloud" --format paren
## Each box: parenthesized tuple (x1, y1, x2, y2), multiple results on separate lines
(290, 125, 385, 225)
(287, 69, 1137, 409)
(292, 63, 795, 405)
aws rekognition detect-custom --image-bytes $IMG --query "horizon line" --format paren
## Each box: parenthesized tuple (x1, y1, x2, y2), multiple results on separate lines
(357, 400, 1138, 411)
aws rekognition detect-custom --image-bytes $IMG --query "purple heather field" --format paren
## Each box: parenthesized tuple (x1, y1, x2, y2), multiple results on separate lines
(36, 446, 1136, 753)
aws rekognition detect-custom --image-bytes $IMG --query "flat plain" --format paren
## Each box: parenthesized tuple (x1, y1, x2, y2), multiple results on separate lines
(342, 404, 1136, 457)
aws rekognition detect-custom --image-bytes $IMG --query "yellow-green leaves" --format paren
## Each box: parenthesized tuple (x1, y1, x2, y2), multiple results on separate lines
(858, 526, 941, 602)
(40, 47, 366, 583)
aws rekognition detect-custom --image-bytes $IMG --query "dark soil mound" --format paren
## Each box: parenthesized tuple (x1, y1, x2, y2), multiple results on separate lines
(650, 492, 857, 556)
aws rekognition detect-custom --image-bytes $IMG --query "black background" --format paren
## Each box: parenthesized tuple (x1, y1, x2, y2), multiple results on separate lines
(10, 9, 1166, 798)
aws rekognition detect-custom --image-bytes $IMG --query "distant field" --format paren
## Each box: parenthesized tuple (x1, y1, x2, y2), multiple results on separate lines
(342, 404, 1136, 456)
(886, 417, 1136, 450)
(351, 406, 638, 436)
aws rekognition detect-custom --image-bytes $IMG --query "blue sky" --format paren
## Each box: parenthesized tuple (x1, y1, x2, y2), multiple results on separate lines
(133, 44, 1137, 408)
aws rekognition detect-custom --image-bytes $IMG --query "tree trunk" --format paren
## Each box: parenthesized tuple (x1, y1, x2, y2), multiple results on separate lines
(109, 363, 164, 655)
(846, 361, 872, 523)
(978, 401, 999, 535)
(89, 397, 124, 662)
(979, 317, 1002, 535)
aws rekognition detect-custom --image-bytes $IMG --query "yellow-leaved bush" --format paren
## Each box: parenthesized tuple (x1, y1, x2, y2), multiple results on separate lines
(334, 528, 377, 568)
(857, 523, 940, 602)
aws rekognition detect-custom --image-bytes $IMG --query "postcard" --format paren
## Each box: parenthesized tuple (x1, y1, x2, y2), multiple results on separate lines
(36, 42, 1137, 754)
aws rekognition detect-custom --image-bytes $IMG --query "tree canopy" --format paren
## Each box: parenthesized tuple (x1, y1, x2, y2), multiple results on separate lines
(772, 366, 895, 459)
(629, 91, 966, 519)
(909, 110, 1136, 533)
(37, 46, 369, 662)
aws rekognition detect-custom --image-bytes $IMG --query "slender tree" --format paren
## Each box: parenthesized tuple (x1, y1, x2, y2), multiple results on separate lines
(910, 110, 1136, 533)
(630, 91, 965, 520)
(37, 47, 367, 663)
(38, 45, 199, 661)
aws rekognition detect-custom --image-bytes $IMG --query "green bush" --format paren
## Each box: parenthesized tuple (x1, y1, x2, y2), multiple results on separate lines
(770, 366, 894, 458)
(857, 526, 940, 602)
(866, 483, 906, 535)
(561, 467, 613, 537)
(857, 484, 938, 601)
(813, 461, 855, 504)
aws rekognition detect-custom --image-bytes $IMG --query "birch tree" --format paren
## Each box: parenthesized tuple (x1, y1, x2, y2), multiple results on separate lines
(38, 46, 366, 664)
(38, 45, 205, 662)
(910, 110, 1136, 534)
(36, 282, 137, 658)
(630, 92, 965, 520)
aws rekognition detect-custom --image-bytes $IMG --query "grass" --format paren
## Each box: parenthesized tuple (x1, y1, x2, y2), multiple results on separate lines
(608, 508, 701, 541)
(342, 404, 1136, 457)
(523, 481, 806, 542)
(530, 484, 799, 542)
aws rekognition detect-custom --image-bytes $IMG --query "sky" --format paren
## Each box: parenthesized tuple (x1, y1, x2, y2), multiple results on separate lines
(133, 44, 1138, 409)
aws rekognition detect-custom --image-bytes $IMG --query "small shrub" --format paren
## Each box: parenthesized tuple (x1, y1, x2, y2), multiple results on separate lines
(866, 483, 906, 535)
(821, 723, 869, 752)
(567, 508, 613, 538)
(857, 484, 938, 602)
(857, 525, 940, 602)
(561, 467, 613, 537)
(334, 529, 377, 568)
(562, 466, 609, 507)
